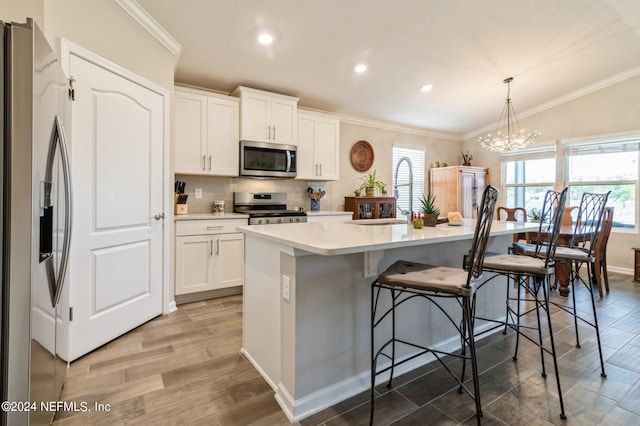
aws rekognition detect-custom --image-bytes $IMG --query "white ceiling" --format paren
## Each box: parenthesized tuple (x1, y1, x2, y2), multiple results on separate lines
(135, 0, 640, 139)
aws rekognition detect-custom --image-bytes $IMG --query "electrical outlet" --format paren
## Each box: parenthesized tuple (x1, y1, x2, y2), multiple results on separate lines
(195, 188, 203, 199)
(282, 275, 291, 302)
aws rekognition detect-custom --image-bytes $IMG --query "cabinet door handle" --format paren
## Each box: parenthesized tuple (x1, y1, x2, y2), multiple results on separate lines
(315, 164, 318, 176)
(216, 239, 220, 255)
(202, 155, 206, 170)
(272, 126, 276, 140)
(319, 164, 322, 176)
(208, 155, 212, 170)
(210, 239, 213, 256)
(267, 126, 271, 140)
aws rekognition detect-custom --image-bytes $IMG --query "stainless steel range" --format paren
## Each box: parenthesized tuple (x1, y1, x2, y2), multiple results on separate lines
(234, 192, 307, 224)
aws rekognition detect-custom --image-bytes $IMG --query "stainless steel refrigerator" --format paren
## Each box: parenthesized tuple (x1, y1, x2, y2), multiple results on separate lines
(1, 18, 72, 425)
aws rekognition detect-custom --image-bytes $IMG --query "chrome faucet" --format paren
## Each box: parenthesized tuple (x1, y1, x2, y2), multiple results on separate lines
(394, 156, 413, 223)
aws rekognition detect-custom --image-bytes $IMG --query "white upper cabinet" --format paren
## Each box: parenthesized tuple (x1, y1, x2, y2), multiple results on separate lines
(233, 86, 298, 145)
(297, 111, 340, 181)
(174, 86, 239, 176)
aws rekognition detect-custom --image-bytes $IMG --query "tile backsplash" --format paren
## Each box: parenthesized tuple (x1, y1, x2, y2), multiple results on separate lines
(174, 175, 334, 214)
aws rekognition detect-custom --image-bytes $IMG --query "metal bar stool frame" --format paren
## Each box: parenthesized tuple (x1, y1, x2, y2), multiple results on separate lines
(475, 187, 568, 420)
(370, 185, 499, 425)
(552, 191, 611, 379)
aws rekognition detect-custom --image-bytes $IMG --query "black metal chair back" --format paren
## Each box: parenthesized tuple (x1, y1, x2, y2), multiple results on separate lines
(570, 191, 611, 255)
(465, 185, 499, 282)
(531, 188, 568, 265)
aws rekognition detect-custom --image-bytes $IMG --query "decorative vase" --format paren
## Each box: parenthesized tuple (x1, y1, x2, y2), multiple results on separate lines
(310, 199, 320, 211)
(424, 213, 439, 227)
(365, 187, 374, 197)
(463, 161, 471, 166)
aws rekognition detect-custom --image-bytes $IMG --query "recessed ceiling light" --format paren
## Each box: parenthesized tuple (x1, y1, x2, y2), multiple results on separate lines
(354, 63, 368, 73)
(420, 84, 433, 93)
(258, 33, 273, 45)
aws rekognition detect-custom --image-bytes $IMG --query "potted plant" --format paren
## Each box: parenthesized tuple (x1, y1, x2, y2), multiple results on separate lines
(358, 170, 385, 197)
(461, 150, 474, 166)
(527, 207, 545, 222)
(420, 192, 441, 227)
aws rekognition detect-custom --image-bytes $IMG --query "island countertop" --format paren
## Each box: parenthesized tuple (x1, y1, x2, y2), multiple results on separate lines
(237, 219, 538, 256)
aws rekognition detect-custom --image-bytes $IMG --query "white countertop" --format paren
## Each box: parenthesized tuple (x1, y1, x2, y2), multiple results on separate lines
(305, 210, 353, 216)
(174, 213, 248, 221)
(238, 219, 539, 256)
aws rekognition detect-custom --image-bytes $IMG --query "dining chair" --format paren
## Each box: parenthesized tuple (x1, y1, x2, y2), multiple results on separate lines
(476, 188, 568, 420)
(562, 206, 579, 227)
(496, 206, 528, 243)
(592, 207, 614, 296)
(370, 185, 499, 425)
(552, 191, 611, 378)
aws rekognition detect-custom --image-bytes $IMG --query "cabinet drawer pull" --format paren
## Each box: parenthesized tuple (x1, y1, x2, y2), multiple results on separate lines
(206, 226, 223, 230)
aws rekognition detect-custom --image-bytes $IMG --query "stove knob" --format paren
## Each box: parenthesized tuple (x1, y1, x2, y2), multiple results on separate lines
(258, 219, 263, 225)
(278, 218, 283, 223)
(295, 217, 301, 222)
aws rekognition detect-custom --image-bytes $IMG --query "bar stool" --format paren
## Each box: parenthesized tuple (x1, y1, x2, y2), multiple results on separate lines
(476, 188, 568, 420)
(552, 191, 610, 378)
(370, 185, 499, 425)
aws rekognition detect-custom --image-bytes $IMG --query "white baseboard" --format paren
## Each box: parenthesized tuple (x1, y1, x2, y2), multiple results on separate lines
(240, 348, 278, 391)
(268, 321, 504, 422)
(607, 266, 633, 276)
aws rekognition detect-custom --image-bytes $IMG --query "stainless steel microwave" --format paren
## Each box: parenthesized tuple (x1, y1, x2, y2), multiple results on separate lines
(239, 140, 297, 178)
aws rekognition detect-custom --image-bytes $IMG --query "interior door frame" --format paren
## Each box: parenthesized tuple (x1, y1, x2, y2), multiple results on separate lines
(59, 39, 175, 316)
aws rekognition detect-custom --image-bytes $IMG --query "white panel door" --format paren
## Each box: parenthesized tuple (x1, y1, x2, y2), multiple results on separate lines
(270, 98, 297, 145)
(315, 118, 339, 180)
(207, 97, 239, 176)
(67, 52, 164, 360)
(174, 91, 207, 174)
(214, 233, 244, 289)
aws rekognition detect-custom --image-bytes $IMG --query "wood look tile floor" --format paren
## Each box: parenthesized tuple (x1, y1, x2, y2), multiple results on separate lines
(54, 273, 640, 425)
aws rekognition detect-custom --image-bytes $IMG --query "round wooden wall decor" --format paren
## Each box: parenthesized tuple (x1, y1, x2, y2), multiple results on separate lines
(350, 140, 374, 172)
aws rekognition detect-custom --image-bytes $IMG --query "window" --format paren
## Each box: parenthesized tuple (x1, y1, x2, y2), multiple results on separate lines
(501, 146, 556, 215)
(565, 137, 639, 229)
(392, 146, 425, 215)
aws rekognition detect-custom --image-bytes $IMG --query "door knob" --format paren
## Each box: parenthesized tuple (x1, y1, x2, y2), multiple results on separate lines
(154, 213, 165, 220)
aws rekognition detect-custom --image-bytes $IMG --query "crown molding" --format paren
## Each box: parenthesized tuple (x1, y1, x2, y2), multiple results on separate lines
(465, 65, 640, 141)
(115, 0, 182, 64)
(298, 107, 463, 142)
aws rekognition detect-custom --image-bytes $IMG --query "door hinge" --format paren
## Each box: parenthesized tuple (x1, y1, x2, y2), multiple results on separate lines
(68, 76, 76, 101)
(69, 306, 73, 322)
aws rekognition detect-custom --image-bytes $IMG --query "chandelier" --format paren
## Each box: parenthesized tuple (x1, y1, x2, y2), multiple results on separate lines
(478, 77, 539, 152)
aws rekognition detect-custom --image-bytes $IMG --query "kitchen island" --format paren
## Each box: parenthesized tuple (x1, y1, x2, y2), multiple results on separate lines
(238, 219, 536, 422)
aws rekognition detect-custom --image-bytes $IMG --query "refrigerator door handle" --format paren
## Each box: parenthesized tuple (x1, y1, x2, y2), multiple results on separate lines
(53, 115, 72, 306)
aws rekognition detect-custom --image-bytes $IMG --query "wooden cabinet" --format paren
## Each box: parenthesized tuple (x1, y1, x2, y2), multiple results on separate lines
(344, 197, 396, 220)
(233, 86, 298, 145)
(430, 166, 488, 219)
(297, 111, 340, 180)
(174, 87, 239, 176)
(175, 218, 246, 295)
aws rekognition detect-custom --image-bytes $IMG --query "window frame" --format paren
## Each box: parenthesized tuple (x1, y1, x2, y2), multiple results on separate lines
(563, 136, 639, 232)
(392, 145, 426, 216)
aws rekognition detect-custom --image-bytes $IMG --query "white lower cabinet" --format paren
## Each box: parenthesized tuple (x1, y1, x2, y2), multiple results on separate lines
(175, 219, 245, 295)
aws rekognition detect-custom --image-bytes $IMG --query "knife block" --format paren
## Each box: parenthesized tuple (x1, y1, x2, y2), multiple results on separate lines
(174, 193, 188, 215)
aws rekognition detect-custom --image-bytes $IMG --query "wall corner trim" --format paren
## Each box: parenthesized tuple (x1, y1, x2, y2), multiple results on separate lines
(115, 0, 182, 62)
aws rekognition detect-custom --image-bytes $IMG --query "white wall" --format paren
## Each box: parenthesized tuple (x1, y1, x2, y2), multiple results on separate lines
(1, 0, 44, 27)
(42, 0, 174, 92)
(464, 75, 640, 271)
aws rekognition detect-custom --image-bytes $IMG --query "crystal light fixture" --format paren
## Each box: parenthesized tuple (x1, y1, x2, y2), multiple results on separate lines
(478, 77, 539, 152)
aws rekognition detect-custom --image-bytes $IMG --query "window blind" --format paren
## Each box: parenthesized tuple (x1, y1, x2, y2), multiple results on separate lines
(501, 145, 556, 162)
(564, 138, 640, 156)
(392, 146, 425, 214)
